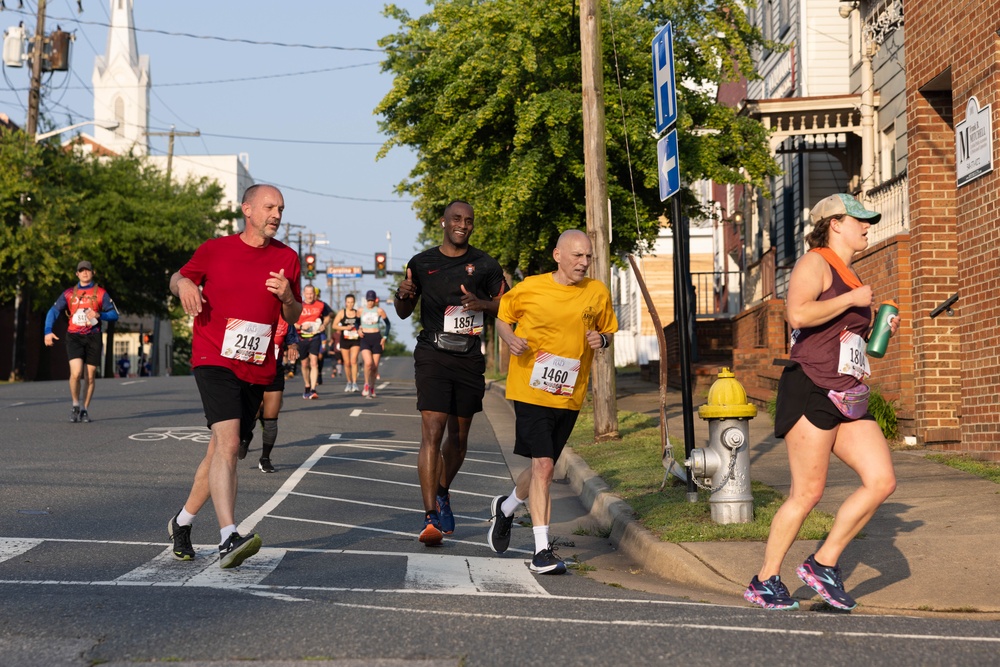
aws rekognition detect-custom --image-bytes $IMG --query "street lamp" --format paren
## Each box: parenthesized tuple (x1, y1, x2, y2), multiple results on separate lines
(35, 119, 119, 143)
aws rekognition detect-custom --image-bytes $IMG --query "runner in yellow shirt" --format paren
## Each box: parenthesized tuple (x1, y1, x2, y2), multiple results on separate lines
(488, 229, 617, 574)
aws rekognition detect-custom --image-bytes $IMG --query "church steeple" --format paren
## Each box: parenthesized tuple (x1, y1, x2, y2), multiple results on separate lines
(92, 0, 150, 155)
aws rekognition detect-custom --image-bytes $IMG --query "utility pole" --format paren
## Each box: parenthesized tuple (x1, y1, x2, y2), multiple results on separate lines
(580, 0, 618, 440)
(9, 0, 47, 380)
(25, 0, 46, 138)
(145, 125, 201, 183)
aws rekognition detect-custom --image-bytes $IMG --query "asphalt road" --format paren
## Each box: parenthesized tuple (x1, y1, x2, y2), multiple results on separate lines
(2, 357, 999, 666)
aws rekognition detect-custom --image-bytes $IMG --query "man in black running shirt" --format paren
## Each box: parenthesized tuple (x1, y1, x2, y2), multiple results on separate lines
(395, 200, 508, 546)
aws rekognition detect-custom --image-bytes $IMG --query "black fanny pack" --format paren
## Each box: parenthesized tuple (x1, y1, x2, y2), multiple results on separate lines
(430, 332, 477, 354)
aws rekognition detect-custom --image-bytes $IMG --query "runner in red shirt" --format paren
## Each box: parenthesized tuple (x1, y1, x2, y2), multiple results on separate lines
(166, 184, 302, 569)
(294, 285, 332, 399)
(44, 260, 119, 423)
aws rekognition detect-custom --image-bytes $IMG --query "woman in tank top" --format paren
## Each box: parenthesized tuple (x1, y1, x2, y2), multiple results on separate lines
(744, 193, 900, 612)
(333, 294, 362, 392)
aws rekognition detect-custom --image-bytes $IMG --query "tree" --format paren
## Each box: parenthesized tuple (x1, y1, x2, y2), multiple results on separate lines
(0, 130, 234, 317)
(376, 0, 780, 276)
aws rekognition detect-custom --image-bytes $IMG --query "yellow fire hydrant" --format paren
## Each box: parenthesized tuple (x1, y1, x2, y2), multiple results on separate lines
(688, 367, 757, 524)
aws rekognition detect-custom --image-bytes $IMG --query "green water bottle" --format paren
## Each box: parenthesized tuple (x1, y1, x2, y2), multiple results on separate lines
(867, 300, 898, 358)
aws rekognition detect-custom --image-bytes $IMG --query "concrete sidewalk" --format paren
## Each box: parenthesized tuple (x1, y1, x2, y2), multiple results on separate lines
(491, 371, 1000, 615)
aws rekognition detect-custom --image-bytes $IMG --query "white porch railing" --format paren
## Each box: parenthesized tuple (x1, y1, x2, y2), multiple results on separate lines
(865, 170, 908, 246)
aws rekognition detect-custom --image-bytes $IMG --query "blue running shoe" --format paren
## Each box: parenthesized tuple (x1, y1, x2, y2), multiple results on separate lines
(796, 554, 857, 610)
(436, 492, 455, 535)
(744, 575, 799, 610)
(419, 512, 443, 546)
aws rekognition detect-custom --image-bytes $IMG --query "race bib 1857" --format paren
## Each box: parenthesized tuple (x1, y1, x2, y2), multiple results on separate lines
(443, 305, 483, 336)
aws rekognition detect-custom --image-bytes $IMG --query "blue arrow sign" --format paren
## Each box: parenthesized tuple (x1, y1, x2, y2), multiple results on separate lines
(652, 22, 677, 133)
(657, 129, 680, 201)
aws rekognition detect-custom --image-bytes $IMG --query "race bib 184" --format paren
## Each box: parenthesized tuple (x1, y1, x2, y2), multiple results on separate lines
(529, 352, 580, 396)
(837, 329, 870, 381)
(221, 318, 271, 365)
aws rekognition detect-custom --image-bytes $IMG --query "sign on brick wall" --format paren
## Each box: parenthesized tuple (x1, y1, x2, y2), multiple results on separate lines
(956, 96, 993, 187)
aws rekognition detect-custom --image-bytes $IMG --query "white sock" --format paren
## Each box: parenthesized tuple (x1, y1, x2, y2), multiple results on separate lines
(501, 489, 524, 517)
(533, 525, 549, 554)
(220, 524, 237, 545)
(176, 508, 196, 527)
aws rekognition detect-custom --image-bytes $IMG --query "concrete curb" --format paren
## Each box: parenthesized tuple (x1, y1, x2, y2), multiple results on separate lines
(555, 447, 739, 596)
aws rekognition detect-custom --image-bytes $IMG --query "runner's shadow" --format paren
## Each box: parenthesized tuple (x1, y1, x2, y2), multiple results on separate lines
(801, 502, 921, 601)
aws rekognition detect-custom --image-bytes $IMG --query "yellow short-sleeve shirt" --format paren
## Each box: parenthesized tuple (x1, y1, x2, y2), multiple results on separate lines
(498, 273, 618, 411)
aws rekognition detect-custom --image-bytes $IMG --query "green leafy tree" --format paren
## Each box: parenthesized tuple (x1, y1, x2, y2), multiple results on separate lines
(1, 130, 234, 316)
(376, 0, 780, 276)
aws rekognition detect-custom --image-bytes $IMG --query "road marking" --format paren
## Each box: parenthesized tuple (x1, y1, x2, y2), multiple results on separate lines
(287, 490, 492, 524)
(405, 553, 547, 595)
(329, 442, 507, 465)
(240, 444, 336, 535)
(309, 600, 1000, 644)
(349, 410, 421, 419)
(307, 470, 498, 499)
(328, 433, 342, 439)
(0, 538, 42, 563)
(321, 454, 510, 480)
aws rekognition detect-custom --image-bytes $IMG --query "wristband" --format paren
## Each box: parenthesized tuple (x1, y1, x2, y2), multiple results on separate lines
(599, 333, 609, 349)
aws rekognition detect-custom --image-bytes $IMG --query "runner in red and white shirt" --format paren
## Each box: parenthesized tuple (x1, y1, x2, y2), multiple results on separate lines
(166, 184, 302, 569)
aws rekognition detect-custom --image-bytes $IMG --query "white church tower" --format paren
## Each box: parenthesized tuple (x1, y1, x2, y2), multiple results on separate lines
(92, 0, 149, 155)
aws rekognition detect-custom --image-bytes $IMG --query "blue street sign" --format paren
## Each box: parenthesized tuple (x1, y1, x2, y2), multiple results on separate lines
(652, 22, 677, 133)
(657, 129, 680, 201)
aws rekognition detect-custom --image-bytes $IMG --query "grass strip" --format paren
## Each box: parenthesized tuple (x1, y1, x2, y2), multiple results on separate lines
(567, 404, 834, 543)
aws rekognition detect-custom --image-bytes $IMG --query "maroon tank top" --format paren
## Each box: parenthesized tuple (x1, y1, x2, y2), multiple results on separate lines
(788, 269, 872, 392)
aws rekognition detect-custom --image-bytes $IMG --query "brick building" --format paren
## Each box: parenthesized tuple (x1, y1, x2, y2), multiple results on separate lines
(905, 0, 1000, 458)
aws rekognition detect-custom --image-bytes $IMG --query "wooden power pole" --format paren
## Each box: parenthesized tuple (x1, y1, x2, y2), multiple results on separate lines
(580, 0, 618, 440)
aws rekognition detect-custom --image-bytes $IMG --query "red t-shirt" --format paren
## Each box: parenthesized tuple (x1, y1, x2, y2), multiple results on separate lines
(180, 233, 301, 385)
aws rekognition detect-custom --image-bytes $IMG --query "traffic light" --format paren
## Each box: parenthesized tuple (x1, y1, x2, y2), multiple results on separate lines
(374, 252, 387, 279)
(304, 253, 316, 280)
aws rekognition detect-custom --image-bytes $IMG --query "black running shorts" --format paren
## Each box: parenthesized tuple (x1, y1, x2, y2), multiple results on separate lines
(413, 343, 485, 418)
(359, 331, 383, 354)
(512, 400, 580, 462)
(300, 336, 323, 357)
(774, 363, 874, 438)
(264, 365, 285, 392)
(66, 332, 103, 366)
(193, 365, 266, 433)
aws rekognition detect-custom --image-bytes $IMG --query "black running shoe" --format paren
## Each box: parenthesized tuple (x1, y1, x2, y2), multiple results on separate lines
(79, 409, 90, 423)
(488, 495, 514, 554)
(238, 436, 251, 460)
(70, 406, 80, 423)
(258, 458, 275, 473)
(167, 513, 195, 561)
(530, 544, 567, 575)
(797, 554, 857, 610)
(218, 531, 261, 569)
(744, 574, 799, 610)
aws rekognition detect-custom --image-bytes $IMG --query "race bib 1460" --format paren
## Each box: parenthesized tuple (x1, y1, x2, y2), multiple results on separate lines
(529, 352, 580, 396)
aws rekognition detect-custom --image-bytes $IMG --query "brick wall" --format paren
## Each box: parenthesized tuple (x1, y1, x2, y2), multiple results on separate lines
(907, 0, 1000, 459)
(906, 0, 1000, 460)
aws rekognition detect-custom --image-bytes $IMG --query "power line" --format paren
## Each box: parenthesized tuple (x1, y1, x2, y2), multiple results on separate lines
(199, 132, 381, 146)
(2, 7, 390, 51)
(261, 180, 413, 204)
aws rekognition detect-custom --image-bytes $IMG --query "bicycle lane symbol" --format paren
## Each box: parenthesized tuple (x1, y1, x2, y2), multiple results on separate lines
(129, 427, 212, 443)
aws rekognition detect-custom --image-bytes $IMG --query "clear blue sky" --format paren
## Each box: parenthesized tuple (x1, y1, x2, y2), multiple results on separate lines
(1, 0, 431, 341)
